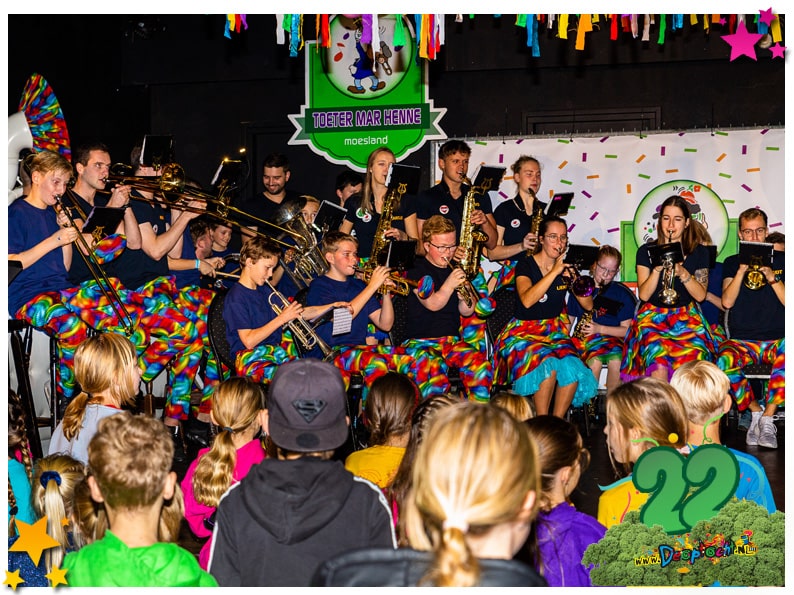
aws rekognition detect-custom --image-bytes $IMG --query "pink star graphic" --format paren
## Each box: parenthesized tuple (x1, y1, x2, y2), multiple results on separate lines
(722, 20, 763, 61)
(759, 8, 776, 27)
(770, 42, 786, 59)
(718, 17, 726, 26)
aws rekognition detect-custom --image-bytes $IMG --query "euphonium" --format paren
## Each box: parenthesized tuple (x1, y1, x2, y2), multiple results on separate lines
(659, 232, 679, 306)
(264, 279, 334, 360)
(457, 176, 490, 279)
(272, 199, 329, 287)
(744, 255, 767, 290)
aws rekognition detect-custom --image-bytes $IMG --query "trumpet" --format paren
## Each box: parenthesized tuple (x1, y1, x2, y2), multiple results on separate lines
(263, 279, 334, 361)
(659, 231, 679, 306)
(55, 195, 135, 336)
(564, 265, 596, 297)
(442, 257, 479, 308)
(353, 266, 421, 297)
(744, 255, 767, 290)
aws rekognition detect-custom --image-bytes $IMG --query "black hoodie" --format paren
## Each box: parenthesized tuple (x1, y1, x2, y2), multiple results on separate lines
(207, 456, 397, 586)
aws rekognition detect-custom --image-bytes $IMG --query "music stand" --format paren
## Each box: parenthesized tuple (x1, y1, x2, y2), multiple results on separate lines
(564, 244, 599, 270)
(738, 241, 774, 267)
(547, 192, 574, 217)
(140, 135, 174, 169)
(211, 158, 244, 189)
(386, 163, 421, 195)
(471, 165, 506, 194)
(9, 260, 23, 285)
(648, 241, 684, 267)
(377, 239, 417, 270)
(592, 294, 622, 318)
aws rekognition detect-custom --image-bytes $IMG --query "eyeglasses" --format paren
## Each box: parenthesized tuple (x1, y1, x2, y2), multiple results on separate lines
(596, 263, 619, 275)
(428, 242, 457, 252)
(740, 227, 767, 239)
(544, 234, 568, 242)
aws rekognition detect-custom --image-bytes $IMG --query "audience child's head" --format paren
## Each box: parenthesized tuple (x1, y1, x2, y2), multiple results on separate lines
(604, 377, 688, 475)
(86, 412, 182, 538)
(61, 333, 140, 442)
(8, 390, 34, 530)
(72, 474, 107, 545)
(491, 391, 536, 422)
(404, 402, 541, 587)
(364, 372, 418, 447)
(193, 377, 266, 508)
(670, 360, 732, 445)
(264, 359, 350, 459)
(525, 415, 589, 512)
(766, 231, 785, 251)
(32, 455, 86, 571)
(389, 394, 460, 542)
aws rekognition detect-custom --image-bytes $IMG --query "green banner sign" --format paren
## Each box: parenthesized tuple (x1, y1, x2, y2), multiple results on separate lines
(288, 14, 447, 170)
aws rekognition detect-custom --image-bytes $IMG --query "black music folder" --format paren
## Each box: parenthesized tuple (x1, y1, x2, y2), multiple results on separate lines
(593, 294, 622, 317)
(211, 158, 244, 188)
(315, 200, 347, 233)
(9, 260, 23, 285)
(648, 241, 684, 267)
(82, 206, 126, 238)
(471, 165, 506, 194)
(564, 244, 599, 270)
(547, 192, 574, 217)
(738, 241, 774, 267)
(386, 163, 421, 195)
(376, 239, 417, 269)
(140, 135, 174, 168)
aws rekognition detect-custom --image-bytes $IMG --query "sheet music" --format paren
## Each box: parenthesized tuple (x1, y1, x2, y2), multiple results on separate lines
(331, 307, 353, 336)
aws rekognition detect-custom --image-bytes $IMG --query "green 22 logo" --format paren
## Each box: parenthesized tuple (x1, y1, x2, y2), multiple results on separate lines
(634, 444, 739, 534)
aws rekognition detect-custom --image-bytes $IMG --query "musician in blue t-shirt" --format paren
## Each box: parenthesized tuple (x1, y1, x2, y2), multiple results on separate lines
(566, 245, 636, 398)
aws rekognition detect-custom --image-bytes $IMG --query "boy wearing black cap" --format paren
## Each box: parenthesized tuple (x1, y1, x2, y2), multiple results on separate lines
(207, 359, 397, 586)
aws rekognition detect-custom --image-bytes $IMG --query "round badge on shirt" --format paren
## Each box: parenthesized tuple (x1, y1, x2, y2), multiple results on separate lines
(539, 293, 548, 303)
(357, 208, 372, 223)
(510, 218, 521, 228)
(439, 205, 449, 215)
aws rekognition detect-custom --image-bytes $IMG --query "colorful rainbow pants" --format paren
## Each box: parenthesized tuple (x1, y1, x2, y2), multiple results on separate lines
(716, 337, 785, 410)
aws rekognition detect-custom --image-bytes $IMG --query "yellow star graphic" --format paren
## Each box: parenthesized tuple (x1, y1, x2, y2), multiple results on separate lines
(7, 517, 60, 566)
(3, 569, 25, 591)
(60, 517, 70, 528)
(45, 565, 69, 588)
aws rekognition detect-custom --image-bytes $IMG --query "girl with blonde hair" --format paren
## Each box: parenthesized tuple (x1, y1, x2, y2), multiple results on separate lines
(181, 376, 267, 569)
(48, 333, 140, 464)
(598, 377, 688, 528)
(315, 402, 546, 586)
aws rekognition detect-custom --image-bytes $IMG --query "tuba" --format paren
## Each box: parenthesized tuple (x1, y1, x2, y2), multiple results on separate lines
(457, 176, 490, 279)
(744, 255, 767, 290)
(264, 279, 334, 360)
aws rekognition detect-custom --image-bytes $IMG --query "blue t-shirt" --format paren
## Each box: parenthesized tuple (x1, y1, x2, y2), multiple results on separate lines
(173, 226, 200, 289)
(566, 280, 636, 326)
(307, 275, 379, 348)
(223, 282, 281, 355)
(106, 193, 170, 290)
(8, 199, 70, 314)
(8, 458, 35, 526)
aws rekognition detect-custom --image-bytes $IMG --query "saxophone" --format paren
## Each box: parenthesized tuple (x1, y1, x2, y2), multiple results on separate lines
(572, 309, 593, 340)
(526, 189, 543, 256)
(361, 182, 409, 295)
(457, 176, 490, 278)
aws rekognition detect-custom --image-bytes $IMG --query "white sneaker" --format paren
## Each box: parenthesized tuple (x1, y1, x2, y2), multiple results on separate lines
(745, 411, 762, 446)
(758, 417, 778, 449)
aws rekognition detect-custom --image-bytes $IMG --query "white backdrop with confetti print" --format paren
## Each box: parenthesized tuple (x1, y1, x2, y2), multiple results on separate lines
(431, 128, 784, 282)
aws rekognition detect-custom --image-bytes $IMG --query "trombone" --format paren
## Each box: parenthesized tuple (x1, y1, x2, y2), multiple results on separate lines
(55, 195, 136, 336)
(263, 279, 334, 361)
